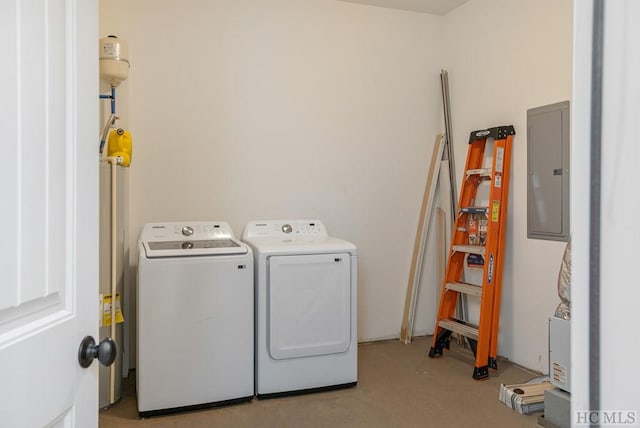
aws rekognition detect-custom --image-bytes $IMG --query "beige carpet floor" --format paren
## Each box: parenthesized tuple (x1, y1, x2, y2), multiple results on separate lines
(99, 336, 542, 428)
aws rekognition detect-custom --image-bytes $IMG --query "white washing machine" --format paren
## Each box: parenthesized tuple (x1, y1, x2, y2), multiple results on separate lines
(242, 219, 357, 398)
(137, 221, 253, 417)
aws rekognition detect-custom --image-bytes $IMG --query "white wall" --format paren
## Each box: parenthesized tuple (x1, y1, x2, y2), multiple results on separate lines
(99, 0, 574, 372)
(102, 0, 445, 342)
(443, 0, 573, 371)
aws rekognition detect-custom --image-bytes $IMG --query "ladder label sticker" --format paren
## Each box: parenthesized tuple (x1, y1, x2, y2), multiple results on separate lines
(494, 174, 502, 188)
(495, 147, 504, 173)
(487, 254, 494, 284)
(491, 201, 500, 222)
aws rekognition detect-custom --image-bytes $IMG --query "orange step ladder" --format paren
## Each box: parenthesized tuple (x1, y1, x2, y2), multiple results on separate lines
(428, 125, 515, 380)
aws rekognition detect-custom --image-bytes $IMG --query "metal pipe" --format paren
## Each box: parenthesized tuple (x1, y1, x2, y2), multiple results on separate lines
(110, 86, 116, 115)
(101, 84, 121, 407)
(107, 156, 119, 404)
(440, 70, 467, 325)
(440, 70, 458, 217)
(100, 114, 119, 153)
(99, 86, 117, 153)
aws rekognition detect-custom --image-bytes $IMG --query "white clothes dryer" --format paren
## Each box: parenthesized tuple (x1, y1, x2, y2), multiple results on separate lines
(137, 221, 253, 417)
(242, 220, 357, 398)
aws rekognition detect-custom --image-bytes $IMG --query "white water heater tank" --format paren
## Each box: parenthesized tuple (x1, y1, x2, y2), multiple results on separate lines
(99, 35, 130, 87)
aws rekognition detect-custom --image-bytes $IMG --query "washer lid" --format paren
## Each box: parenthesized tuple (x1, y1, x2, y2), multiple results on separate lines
(142, 238, 248, 258)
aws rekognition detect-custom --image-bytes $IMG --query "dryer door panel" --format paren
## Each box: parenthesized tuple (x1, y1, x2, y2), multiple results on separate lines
(268, 253, 351, 360)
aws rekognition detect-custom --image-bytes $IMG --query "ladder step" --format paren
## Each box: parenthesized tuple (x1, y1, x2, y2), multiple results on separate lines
(438, 319, 479, 340)
(452, 244, 486, 256)
(466, 168, 492, 178)
(460, 206, 488, 214)
(445, 281, 482, 297)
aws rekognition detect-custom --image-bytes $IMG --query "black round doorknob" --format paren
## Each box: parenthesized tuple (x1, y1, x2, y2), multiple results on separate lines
(78, 336, 117, 368)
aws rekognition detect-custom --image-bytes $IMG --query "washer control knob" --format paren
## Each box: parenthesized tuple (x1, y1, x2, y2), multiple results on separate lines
(282, 224, 292, 234)
(182, 226, 194, 236)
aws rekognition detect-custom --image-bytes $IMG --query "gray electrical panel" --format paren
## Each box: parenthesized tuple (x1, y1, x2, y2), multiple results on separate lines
(527, 101, 570, 241)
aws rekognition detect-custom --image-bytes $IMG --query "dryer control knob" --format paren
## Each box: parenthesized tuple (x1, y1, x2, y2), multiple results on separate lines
(282, 224, 292, 234)
(182, 226, 194, 236)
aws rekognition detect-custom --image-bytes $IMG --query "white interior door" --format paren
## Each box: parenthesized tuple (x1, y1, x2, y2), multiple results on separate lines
(0, 1, 99, 427)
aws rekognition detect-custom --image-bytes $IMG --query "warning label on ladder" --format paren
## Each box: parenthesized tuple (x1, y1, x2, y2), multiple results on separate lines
(491, 201, 500, 222)
(495, 147, 504, 173)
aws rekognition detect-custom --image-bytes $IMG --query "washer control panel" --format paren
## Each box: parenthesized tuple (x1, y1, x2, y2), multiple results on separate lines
(281, 224, 293, 234)
(140, 221, 248, 258)
(142, 222, 235, 240)
(244, 220, 327, 238)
